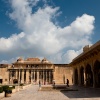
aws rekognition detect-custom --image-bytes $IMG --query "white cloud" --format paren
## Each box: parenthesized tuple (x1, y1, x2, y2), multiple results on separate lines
(0, 57, 18, 64)
(0, 0, 95, 63)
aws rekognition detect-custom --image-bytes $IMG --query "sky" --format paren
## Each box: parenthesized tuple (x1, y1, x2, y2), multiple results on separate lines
(0, 0, 100, 64)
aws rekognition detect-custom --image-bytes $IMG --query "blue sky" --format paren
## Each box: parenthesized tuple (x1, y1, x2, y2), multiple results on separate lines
(0, 0, 100, 64)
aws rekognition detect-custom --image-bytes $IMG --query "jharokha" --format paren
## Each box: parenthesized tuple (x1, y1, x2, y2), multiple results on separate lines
(0, 40, 100, 88)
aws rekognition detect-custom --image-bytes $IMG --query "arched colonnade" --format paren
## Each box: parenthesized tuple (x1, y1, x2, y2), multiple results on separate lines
(73, 60, 100, 88)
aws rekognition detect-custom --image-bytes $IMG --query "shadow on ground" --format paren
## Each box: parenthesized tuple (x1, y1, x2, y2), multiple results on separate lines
(60, 85, 100, 98)
(40, 85, 100, 98)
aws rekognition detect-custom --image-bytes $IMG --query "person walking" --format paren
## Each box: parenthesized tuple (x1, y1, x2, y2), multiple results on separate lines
(66, 79, 69, 87)
(39, 80, 41, 89)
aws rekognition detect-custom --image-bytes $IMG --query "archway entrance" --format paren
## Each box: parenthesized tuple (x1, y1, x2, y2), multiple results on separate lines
(80, 67, 84, 85)
(94, 60, 100, 88)
(0, 76, 3, 84)
(0, 79, 2, 84)
(86, 64, 93, 87)
(74, 69, 78, 85)
(13, 79, 18, 84)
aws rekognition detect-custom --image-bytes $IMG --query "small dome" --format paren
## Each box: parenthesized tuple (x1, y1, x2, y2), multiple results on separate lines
(17, 57, 23, 62)
(42, 58, 51, 63)
(42, 58, 47, 62)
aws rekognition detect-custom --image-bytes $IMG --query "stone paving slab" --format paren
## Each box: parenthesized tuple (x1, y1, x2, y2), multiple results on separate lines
(1, 85, 100, 100)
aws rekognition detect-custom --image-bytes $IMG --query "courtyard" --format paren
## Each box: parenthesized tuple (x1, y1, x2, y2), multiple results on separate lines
(1, 85, 100, 100)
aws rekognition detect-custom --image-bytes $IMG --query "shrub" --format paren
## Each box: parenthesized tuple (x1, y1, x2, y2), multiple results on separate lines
(12, 86, 15, 89)
(2, 85, 9, 91)
(5, 88, 12, 94)
(20, 83, 24, 86)
(0, 87, 3, 93)
(9, 86, 15, 89)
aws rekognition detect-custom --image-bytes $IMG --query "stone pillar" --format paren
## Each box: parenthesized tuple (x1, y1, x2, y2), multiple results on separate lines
(73, 68, 75, 85)
(43, 71, 44, 85)
(9, 71, 10, 84)
(47, 71, 49, 84)
(17, 69, 19, 80)
(45, 71, 47, 83)
(37, 71, 39, 83)
(15, 70, 17, 79)
(51, 71, 53, 84)
(34, 71, 35, 81)
(49, 71, 51, 84)
(41, 71, 43, 84)
(44, 71, 46, 84)
(18, 69, 21, 84)
(26, 70, 29, 84)
(10, 71, 12, 84)
(14, 71, 16, 79)
(91, 61, 96, 88)
(84, 68, 87, 86)
(78, 67, 81, 86)
(92, 71, 96, 88)
(31, 71, 33, 84)
(29, 70, 31, 83)
(21, 70, 24, 83)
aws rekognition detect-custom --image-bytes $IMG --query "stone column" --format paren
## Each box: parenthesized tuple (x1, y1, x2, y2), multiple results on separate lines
(41, 71, 42, 84)
(15, 70, 17, 79)
(43, 71, 44, 84)
(26, 70, 29, 84)
(49, 71, 51, 84)
(44, 71, 46, 84)
(29, 70, 31, 83)
(34, 71, 35, 81)
(21, 70, 24, 83)
(78, 67, 81, 86)
(51, 71, 53, 84)
(14, 70, 16, 79)
(31, 71, 33, 84)
(37, 71, 39, 83)
(92, 70, 95, 88)
(84, 68, 87, 86)
(73, 68, 76, 85)
(10, 71, 12, 84)
(9, 70, 10, 84)
(18, 69, 21, 84)
(45, 71, 47, 84)
(17, 70, 19, 81)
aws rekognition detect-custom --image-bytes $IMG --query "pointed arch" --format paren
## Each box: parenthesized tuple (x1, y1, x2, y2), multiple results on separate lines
(94, 60, 100, 87)
(80, 66, 84, 85)
(85, 64, 93, 87)
(74, 68, 78, 85)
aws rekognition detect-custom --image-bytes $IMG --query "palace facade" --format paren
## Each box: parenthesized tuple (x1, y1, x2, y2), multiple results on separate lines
(0, 58, 72, 85)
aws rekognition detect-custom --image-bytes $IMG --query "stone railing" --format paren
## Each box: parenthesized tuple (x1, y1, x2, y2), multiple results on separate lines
(0, 92, 5, 99)
(0, 84, 32, 99)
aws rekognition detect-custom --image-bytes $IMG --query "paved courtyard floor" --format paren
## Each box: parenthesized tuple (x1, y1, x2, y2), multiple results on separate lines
(1, 85, 100, 100)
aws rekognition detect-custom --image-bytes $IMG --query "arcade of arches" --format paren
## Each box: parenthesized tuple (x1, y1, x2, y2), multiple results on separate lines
(70, 40, 100, 88)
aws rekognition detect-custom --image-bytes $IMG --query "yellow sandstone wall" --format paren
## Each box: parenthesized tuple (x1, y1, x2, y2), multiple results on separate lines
(54, 65, 73, 85)
(0, 67, 8, 84)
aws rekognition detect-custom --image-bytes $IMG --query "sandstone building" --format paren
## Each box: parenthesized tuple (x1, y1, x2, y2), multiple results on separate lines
(0, 64, 9, 84)
(0, 40, 100, 88)
(70, 40, 100, 88)
(0, 58, 72, 85)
